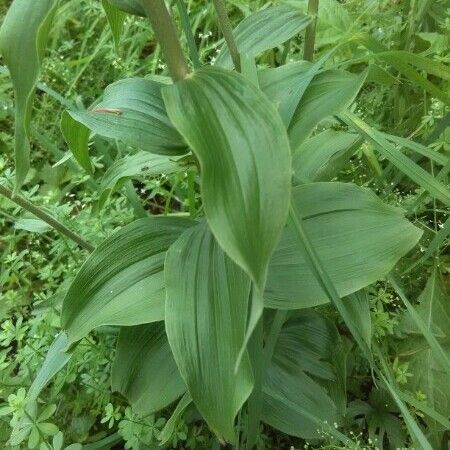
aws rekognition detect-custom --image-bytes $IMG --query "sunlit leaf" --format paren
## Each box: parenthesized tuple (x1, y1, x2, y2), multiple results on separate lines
(64, 78, 187, 162)
(62, 217, 194, 345)
(102, 0, 126, 50)
(265, 182, 422, 309)
(163, 66, 291, 291)
(165, 223, 253, 442)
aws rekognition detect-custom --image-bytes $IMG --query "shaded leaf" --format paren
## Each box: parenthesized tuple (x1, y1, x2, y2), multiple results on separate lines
(62, 216, 194, 345)
(215, 5, 311, 69)
(292, 130, 361, 183)
(60, 110, 91, 173)
(28, 333, 71, 402)
(165, 223, 253, 442)
(163, 66, 291, 291)
(106, 0, 145, 16)
(98, 151, 182, 209)
(102, 0, 126, 51)
(262, 311, 347, 440)
(0, 0, 59, 188)
(111, 323, 185, 415)
(265, 182, 422, 309)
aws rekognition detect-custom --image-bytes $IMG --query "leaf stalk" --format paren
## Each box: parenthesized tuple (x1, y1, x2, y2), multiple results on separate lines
(303, 0, 319, 62)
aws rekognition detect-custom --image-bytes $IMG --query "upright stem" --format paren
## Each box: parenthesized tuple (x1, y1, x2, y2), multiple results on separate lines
(142, 0, 189, 81)
(303, 0, 319, 62)
(212, 0, 241, 71)
(0, 184, 94, 252)
(175, 0, 201, 69)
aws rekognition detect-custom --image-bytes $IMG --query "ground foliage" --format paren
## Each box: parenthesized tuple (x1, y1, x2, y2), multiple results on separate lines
(0, 0, 449, 449)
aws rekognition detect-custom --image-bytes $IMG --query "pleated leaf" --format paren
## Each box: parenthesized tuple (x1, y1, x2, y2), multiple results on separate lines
(64, 78, 187, 164)
(62, 217, 194, 345)
(292, 130, 361, 183)
(163, 67, 291, 291)
(165, 223, 253, 442)
(288, 69, 366, 150)
(265, 182, 422, 309)
(262, 311, 346, 440)
(215, 5, 311, 69)
(98, 152, 182, 209)
(0, 0, 59, 188)
(111, 323, 185, 415)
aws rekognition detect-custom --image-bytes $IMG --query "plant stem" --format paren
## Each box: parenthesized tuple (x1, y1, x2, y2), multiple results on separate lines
(142, 0, 189, 81)
(175, 0, 201, 69)
(212, 0, 241, 71)
(303, 0, 319, 62)
(0, 184, 94, 252)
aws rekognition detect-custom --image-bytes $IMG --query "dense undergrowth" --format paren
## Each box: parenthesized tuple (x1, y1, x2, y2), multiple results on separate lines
(0, 0, 449, 449)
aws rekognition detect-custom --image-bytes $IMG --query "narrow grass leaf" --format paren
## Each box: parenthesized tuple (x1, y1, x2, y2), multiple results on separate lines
(341, 111, 450, 206)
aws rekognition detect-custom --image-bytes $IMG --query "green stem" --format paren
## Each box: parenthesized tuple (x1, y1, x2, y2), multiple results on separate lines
(0, 184, 94, 252)
(303, 0, 319, 62)
(245, 312, 263, 450)
(212, 0, 241, 71)
(175, 0, 201, 69)
(142, 0, 189, 81)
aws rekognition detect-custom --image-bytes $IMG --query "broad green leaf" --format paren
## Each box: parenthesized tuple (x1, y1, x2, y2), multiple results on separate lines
(289, 69, 366, 150)
(98, 151, 183, 209)
(215, 5, 312, 69)
(60, 111, 91, 173)
(62, 216, 194, 345)
(165, 223, 253, 442)
(111, 323, 185, 415)
(65, 78, 187, 161)
(0, 0, 59, 188)
(265, 182, 422, 309)
(342, 111, 450, 206)
(102, 0, 126, 51)
(262, 311, 347, 440)
(292, 130, 361, 183)
(28, 333, 71, 402)
(106, 0, 145, 16)
(163, 67, 291, 291)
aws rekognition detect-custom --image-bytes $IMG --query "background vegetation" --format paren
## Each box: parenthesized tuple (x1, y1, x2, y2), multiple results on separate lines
(0, 0, 448, 449)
